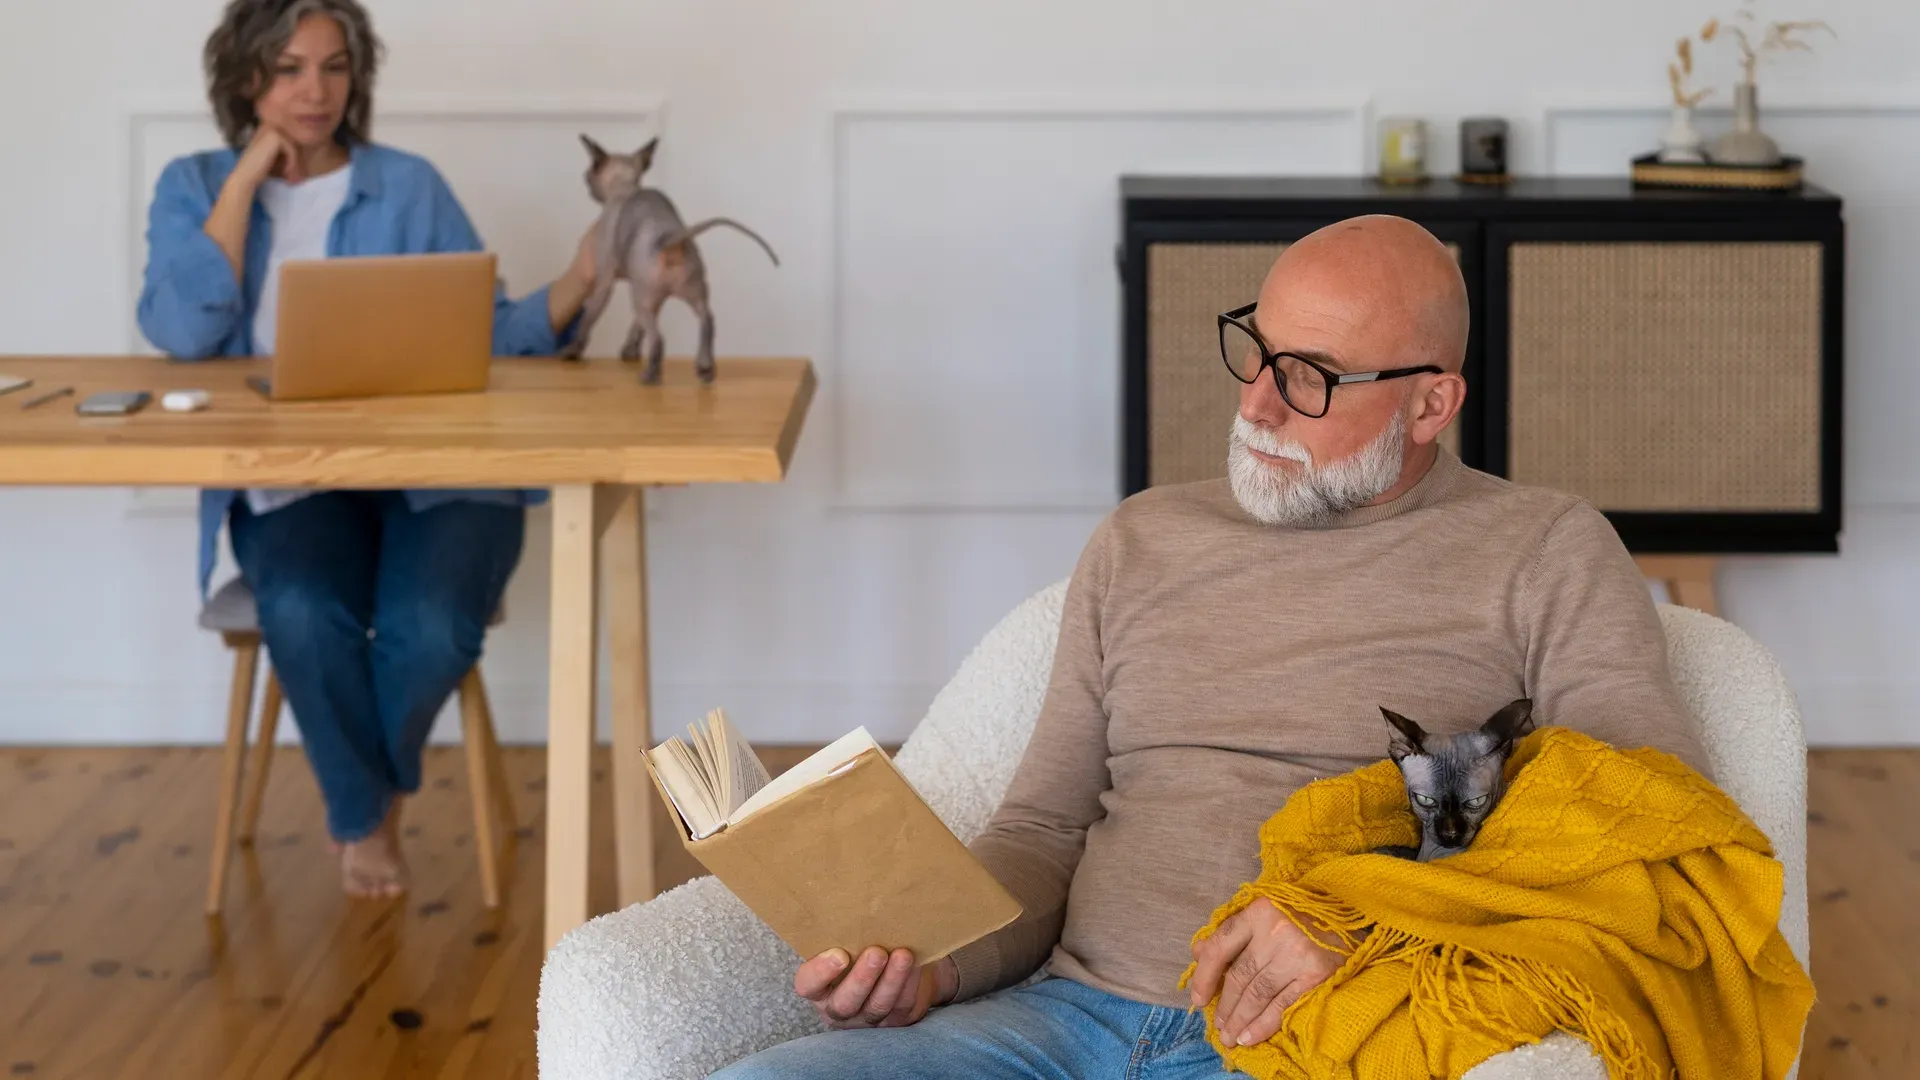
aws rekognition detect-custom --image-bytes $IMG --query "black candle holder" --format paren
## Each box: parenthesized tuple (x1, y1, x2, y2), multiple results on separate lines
(1459, 117, 1510, 185)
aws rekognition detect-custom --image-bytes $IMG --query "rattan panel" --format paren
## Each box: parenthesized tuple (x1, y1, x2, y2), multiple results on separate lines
(1145, 243, 1461, 487)
(1507, 242, 1822, 512)
(1146, 243, 1287, 486)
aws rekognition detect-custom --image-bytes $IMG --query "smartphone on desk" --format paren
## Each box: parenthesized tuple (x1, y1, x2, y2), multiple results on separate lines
(76, 390, 152, 416)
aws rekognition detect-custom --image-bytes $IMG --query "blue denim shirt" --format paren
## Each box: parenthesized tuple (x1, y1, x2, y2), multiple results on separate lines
(136, 140, 575, 596)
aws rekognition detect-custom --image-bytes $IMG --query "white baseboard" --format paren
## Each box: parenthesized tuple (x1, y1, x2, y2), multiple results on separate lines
(1789, 682, 1920, 747)
(477, 679, 945, 747)
(0, 678, 946, 749)
(3, 676, 1911, 750)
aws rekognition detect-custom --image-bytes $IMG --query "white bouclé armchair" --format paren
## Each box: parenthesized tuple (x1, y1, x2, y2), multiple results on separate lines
(537, 581, 1810, 1080)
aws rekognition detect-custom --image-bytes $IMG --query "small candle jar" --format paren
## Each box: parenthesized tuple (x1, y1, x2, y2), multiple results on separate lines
(1378, 117, 1427, 184)
(1460, 117, 1510, 183)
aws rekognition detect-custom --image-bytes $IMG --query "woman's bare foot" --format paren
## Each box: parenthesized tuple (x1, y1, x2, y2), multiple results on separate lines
(340, 801, 408, 899)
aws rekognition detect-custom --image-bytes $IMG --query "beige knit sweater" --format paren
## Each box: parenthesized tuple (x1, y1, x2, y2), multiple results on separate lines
(951, 448, 1709, 1009)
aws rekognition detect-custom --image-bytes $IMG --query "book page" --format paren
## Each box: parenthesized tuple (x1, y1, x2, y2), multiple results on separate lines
(713, 708, 773, 819)
(647, 708, 775, 840)
(689, 716, 722, 801)
(648, 739, 724, 839)
(727, 726, 883, 827)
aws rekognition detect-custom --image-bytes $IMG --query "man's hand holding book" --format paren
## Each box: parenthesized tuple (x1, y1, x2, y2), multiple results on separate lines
(796, 946, 960, 1029)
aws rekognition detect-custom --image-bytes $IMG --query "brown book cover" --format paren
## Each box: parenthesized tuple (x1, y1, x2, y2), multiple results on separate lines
(646, 743, 1023, 964)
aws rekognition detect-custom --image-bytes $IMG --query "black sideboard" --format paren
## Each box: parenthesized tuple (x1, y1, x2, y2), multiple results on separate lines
(1118, 176, 1845, 554)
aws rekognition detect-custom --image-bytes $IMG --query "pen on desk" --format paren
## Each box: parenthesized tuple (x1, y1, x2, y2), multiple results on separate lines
(20, 386, 73, 410)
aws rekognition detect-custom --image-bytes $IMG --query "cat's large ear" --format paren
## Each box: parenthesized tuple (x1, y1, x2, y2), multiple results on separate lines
(1380, 707, 1427, 762)
(580, 133, 610, 166)
(635, 136, 659, 173)
(1480, 697, 1534, 749)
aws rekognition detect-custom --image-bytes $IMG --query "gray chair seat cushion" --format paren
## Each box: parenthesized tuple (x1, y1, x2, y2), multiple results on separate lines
(199, 578, 504, 634)
(198, 577, 260, 633)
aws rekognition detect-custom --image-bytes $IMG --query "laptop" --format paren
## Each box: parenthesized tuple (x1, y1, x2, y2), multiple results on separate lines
(248, 251, 497, 401)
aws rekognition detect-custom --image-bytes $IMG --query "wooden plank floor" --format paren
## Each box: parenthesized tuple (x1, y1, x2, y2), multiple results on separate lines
(1803, 750, 1919, 1079)
(0, 744, 817, 1080)
(0, 747, 1911, 1078)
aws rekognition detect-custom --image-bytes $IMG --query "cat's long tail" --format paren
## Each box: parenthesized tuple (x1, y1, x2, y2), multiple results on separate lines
(659, 218, 781, 267)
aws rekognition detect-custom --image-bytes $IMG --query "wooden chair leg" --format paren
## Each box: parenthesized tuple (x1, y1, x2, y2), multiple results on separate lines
(458, 667, 503, 909)
(208, 636, 260, 916)
(471, 677, 518, 832)
(237, 668, 283, 845)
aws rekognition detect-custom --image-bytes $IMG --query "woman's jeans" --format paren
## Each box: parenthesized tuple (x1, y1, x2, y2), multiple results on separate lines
(229, 491, 524, 842)
(708, 976, 1236, 1080)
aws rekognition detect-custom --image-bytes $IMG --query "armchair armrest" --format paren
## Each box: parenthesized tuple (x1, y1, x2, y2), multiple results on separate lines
(1462, 1033, 1608, 1080)
(538, 876, 822, 1080)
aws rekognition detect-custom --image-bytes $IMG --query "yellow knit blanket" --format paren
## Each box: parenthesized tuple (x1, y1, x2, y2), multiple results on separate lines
(1180, 727, 1814, 1080)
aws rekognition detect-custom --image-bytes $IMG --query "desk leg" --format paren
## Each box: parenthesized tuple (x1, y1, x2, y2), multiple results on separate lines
(603, 485, 656, 908)
(544, 484, 600, 952)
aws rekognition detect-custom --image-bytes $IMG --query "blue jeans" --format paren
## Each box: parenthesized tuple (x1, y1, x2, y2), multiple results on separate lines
(229, 491, 524, 841)
(709, 976, 1233, 1080)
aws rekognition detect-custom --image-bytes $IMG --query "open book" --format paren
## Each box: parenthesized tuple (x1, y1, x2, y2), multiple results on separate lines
(648, 709, 884, 840)
(643, 709, 1023, 964)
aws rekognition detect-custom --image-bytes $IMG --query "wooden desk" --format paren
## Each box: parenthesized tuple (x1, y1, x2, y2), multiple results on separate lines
(0, 355, 816, 950)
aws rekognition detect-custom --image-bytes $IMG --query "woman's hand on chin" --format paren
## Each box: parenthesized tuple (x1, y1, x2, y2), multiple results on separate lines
(235, 124, 298, 188)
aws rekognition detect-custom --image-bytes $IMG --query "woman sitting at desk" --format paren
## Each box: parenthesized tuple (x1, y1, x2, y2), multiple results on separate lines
(137, 0, 595, 898)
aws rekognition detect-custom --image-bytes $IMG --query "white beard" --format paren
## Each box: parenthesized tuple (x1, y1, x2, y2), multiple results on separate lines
(1226, 411, 1407, 526)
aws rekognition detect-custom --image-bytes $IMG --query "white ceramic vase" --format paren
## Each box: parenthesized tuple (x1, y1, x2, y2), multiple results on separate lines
(1658, 104, 1707, 164)
(1710, 81, 1784, 166)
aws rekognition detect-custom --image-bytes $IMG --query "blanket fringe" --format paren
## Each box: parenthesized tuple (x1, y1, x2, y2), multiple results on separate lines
(1426, 949, 1666, 1080)
(1184, 879, 1670, 1080)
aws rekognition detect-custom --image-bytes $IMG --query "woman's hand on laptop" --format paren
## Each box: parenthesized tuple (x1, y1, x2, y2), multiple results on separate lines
(795, 947, 958, 1029)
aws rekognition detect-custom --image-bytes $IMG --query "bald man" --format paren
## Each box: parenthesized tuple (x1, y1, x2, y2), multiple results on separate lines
(710, 217, 1707, 1080)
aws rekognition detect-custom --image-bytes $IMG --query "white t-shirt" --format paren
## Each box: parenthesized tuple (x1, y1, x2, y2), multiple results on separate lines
(246, 163, 352, 516)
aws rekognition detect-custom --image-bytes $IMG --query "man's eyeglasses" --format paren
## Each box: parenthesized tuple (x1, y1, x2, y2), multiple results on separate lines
(1218, 301, 1441, 419)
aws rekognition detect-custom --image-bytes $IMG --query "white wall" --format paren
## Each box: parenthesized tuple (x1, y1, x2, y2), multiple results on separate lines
(1, 0, 1914, 748)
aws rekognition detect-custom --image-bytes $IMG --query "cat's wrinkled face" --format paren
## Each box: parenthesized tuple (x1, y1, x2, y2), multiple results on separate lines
(1393, 730, 1508, 850)
(1381, 699, 1533, 854)
(580, 134, 656, 203)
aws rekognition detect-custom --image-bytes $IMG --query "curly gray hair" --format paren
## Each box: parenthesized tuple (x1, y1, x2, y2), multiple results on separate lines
(202, 0, 384, 148)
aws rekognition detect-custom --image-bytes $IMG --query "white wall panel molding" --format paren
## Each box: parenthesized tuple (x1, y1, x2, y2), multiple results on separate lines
(825, 97, 1367, 513)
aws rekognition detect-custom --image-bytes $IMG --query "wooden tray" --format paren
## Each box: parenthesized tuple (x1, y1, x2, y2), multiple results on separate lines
(1631, 153, 1804, 191)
